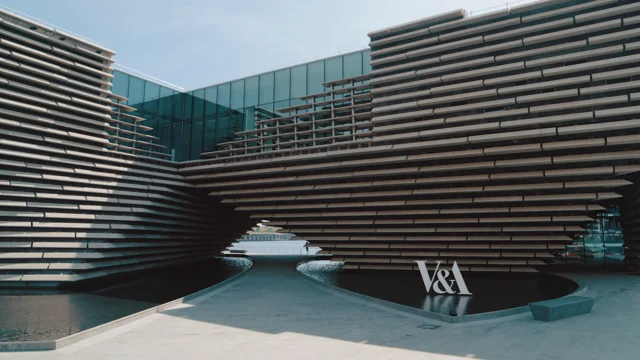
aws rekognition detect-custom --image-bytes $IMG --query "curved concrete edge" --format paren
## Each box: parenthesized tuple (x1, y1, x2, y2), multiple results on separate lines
(565, 277, 589, 297)
(0, 341, 56, 352)
(296, 260, 586, 324)
(0, 258, 253, 352)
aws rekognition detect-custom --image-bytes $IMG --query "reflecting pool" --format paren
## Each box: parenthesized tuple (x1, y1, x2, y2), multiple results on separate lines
(0, 257, 251, 342)
(298, 260, 578, 316)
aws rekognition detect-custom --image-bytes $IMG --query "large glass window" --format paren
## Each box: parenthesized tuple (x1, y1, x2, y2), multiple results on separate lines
(245, 76, 259, 107)
(204, 86, 218, 115)
(343, 52, 363, 78)
(217, 83, 231, 113)
(181, 92, 193, 159)
(203, 113, 216, 153)
(216, 127, 231, 145)
(112, 71, 129, 100)
(172, 92, 184, 160)
(193, 89, 205, 119)
(363, 49, 372, 74)
(217, 115, 230, 132)
(290, 65, 307, 107)
(565, 207, 624, 267)
(181, 119, 192, 160)
(602, 210, 624, 265)
(244, 106, 256, 131)
(203, 86, 217, 153)
(191, 89, 205, 158)
(325, 57, 343, 83)
(183, 92, 193, 120)
(274, 69, 290, 102)
(274, 100, 289, 112)
(158, 87, 175, 151)
(141, 81, 160, 136)
(258, 102, 274, 115)
(231, 110, 244, 133)
(159, 87, 174, 116)
(259, 72, 274, 105)
(307, 61, 325, 95)
(144, 82, 160, 102)
(128, 76, 145, 106)
(231, 80, 245, 110)
(143, 81, 160, 112)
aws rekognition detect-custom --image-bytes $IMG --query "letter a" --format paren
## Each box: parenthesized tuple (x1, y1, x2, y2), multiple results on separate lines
(451, 261, 472, 296)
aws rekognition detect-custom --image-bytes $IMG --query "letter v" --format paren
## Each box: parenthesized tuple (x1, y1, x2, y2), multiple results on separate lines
(416, 260, 441, 294)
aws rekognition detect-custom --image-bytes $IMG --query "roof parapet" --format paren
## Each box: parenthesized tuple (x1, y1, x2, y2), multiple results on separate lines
(368, 9, 467, 40)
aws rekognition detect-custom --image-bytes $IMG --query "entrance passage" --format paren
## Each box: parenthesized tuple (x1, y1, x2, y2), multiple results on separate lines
(227, 240, 320, 255)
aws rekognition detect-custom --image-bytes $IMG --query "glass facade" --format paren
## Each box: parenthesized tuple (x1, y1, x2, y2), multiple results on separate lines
(112, 49, 372, 162)
(111, 70, 184, 160)
(566, 207, 625, 267)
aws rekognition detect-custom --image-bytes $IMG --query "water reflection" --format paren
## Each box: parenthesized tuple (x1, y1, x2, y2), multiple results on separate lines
(565, 206, 625, 266)
(298, 261, 577, 316)
(422, 295, 470, 315)
(0, 257, 251, 342)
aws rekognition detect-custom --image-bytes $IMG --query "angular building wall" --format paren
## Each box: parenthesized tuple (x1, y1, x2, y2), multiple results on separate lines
(181, 0, 640, 272)
(5, 0, 640, 288)
(0, 9, 249, 287)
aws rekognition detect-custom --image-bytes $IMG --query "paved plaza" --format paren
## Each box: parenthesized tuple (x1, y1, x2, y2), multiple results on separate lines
(2, 256, 640, 360)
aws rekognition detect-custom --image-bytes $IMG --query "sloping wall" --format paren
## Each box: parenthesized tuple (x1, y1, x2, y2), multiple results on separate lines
(0, 9, 250, 287)
(181, 0, 640, 272)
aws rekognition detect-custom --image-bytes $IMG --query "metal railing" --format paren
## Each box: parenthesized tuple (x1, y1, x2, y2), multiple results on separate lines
(0, 4, 105, 48)
(224, 247, 321, 255)
(113, 64, 185, 92)
(469, 0, 539, 17)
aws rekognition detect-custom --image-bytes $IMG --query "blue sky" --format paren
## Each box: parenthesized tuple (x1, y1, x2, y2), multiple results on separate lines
(1, 0, 536, 90)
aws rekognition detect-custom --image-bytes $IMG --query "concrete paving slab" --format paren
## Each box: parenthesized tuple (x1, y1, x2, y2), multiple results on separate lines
(2, 256, 639, 360)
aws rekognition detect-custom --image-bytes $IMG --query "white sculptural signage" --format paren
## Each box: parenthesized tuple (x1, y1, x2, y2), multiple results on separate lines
(416, 260, 472, 296)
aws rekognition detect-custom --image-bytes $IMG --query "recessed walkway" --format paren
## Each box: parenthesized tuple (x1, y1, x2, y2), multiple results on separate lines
(3, 256, 640, 360)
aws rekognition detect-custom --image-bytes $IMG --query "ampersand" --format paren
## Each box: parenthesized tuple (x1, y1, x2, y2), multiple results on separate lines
(432, 269, 456, 294)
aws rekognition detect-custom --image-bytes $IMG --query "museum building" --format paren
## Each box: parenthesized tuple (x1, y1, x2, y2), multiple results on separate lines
(1, 0, 639, 287)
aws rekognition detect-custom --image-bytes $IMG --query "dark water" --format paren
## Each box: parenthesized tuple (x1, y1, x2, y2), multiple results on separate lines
(298, 261, 578, 316)
(0, 257, 251, 342)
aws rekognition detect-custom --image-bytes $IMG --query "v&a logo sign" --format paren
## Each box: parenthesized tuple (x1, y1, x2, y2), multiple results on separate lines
(415, 261, 472, 296)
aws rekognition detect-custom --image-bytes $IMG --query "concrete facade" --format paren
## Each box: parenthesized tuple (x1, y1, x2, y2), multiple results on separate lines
(3, 0, 640, 286)
(0, 9, 250, 287)
(181, 0, 640, 273)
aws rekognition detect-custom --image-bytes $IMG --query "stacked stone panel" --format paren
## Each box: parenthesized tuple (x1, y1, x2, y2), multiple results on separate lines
(0, 9, 249, 287)
(5, 0, 640, 284)
(182, 0, 640, 273)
